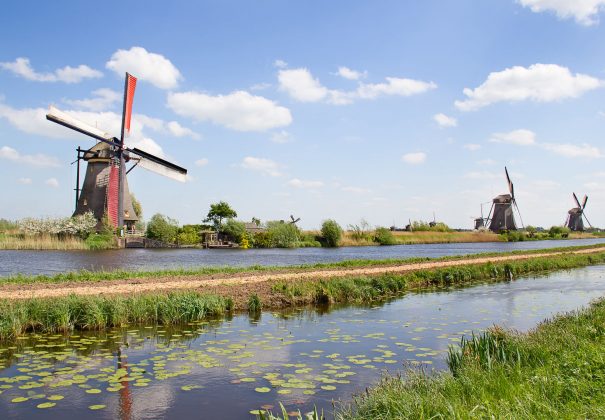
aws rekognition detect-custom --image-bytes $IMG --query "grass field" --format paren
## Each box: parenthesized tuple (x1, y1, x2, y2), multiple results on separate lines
(0, 234, 89, 250)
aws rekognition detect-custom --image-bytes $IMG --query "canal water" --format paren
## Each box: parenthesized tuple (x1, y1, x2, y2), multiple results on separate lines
(0, 265, 604, 419)
(1, 237, 604, 277)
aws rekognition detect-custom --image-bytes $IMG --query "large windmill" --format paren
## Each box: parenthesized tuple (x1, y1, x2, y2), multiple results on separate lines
(485, 167, 523, 232)
(565, 193, 591, 232)
(47, 73, 187, 233)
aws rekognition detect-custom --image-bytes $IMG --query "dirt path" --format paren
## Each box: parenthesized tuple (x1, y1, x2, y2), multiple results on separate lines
(1, 247, 603, 302)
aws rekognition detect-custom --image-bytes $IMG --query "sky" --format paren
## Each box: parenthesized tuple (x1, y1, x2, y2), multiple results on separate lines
(1, 0, 604, 230)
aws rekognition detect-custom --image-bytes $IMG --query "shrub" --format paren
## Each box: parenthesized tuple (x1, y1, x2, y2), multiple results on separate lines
(177, 225, 200, 245)
(85, 233, 115, 250)
(221, 219, 247, 244)
(266, 221, 299, 248)
(146, 214, 179, 244)
(374, 227, 397, 245)
(321, 219, 343, 247)
(252, 232, 271, 248)
(549, 226, 571, 238)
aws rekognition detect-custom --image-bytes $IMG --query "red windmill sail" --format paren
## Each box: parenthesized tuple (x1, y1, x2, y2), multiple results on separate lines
(122, 73, 137, 139)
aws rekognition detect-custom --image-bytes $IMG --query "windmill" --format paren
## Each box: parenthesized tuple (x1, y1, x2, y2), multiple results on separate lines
(46, 72, 187, 233)
(473, 201, 491, 230)
(485, 167, 523, 232)
(289, 215, 301, 225)
(565, 193, 591, 231)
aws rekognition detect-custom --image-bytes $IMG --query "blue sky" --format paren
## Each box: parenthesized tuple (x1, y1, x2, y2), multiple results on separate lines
(1, 0, 604, 229)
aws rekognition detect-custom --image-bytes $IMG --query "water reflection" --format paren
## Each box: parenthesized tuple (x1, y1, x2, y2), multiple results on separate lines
(1, 238, 604, 277)
(0, 265, 604, 419)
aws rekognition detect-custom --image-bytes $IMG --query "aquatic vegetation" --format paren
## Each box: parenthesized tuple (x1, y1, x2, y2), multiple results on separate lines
(337, 298, 605, 419)
(256, 402, 325, 420)
(248, 294, 262, 313)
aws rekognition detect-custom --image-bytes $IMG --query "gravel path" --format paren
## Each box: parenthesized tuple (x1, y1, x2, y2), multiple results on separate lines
(1, 247, 602, 301)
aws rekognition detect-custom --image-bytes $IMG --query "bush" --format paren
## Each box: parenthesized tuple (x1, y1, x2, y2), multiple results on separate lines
(374, 227, 397, 245)
(252, 232, 271, 248)
(18, 211, 97, 238)
(85, 233, 115, 250)
(549, 226, 571, 239)
(221, 219, 247, 244)
(146, 214, 179, 244)
(321, 219, 343, 247)
(411, 220, 451, 232)
(266, 221, 299, 248)
(177, 225, 200, 245)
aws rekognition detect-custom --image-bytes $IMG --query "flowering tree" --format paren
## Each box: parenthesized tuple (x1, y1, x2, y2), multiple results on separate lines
(19, 211, 97, 237)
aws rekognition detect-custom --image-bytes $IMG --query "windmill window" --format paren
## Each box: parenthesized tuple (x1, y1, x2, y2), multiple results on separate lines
(83, 199, 88, 206)
(124, 210, 130, 217)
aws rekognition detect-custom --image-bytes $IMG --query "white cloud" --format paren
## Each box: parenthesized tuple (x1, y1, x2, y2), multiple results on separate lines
(455, 64, 602, 111)
(0, 146, 60, 167)
(542, 142, 603, 158)
(357, 77, 437, 99)
(274, 59, 288, 68)
(401, 152, 427, 164)
(271, 130, 291, 144)
(64, 88, 121, 111)
(288, 178, 324, 189)
(167, 90, 292, 132)
(433, 113, 457, 127)
(518, 0, 605, 25)
(489, 129, 536, 145)
(278, 68, 328, 102)
(336, 66, 367, 80)
(464, 143, 482, 151)
(17, 178, 32, 185)
(106, 47, 181, 89)
(0, 57, 102, 83)
(45, 178, 59, 188)
(166, 121, 200, 139)
(241, 157, 282, 177)
(278, 67, 436, 105)
(195, 158, 209, 167)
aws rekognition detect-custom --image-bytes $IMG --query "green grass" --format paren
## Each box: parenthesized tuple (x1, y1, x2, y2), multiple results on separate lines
(3, 242, 605, 284)
(337, 297, 605, 419)
(272, 251, 605, 306)
(0, 292, 233, 341)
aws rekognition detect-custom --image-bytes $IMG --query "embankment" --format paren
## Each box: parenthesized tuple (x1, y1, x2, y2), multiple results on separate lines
(0, 245, 604, 340)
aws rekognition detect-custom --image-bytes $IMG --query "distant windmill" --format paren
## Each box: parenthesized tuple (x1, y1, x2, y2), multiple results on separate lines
(289, 215, 301, 225)
(565, 193, 591, 231)
(429, 212, 437, 228)
(485, 167, 523, 232)
(473, 201, 491, 230)
(46, 73, 187, 232)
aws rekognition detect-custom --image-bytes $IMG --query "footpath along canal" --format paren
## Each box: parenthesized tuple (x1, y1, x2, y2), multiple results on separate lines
(0, 264, 604, 418)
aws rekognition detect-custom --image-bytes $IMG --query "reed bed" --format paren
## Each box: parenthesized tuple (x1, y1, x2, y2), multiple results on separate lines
(0, 292, 232, 340)
(0, 234, 89, 250)
(337, 298, 605, 419)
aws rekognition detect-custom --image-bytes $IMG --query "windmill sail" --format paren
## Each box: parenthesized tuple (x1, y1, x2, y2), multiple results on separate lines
(47, 106, 117, 145)
(567, 192, 591, 231)
(129, 148, 187, 183)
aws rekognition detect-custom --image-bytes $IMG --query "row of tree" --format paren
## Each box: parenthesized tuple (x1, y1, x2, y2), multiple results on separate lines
(145, 201, 344, 248)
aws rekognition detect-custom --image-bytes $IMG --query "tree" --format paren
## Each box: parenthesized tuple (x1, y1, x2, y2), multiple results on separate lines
(266, 221, 299, 248)
(131, 193, 143, 219)
(146, 213, 179, 244)
(321, 219, 343, 247)
(204, 201, 237, 230)
(221, 219, 246, 243)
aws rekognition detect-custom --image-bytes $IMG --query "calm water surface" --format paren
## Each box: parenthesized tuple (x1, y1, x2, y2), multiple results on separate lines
(1, 237, 604, 277)
(0, 265, 604, 419)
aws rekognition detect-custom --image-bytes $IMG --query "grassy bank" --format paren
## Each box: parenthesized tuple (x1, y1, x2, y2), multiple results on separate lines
(271, 251, 605, 306)
(4, 242, 605, 285)
(0, 292, 232, 341)
(1, 250, 605, 341)
(337, 297, 605, 419)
